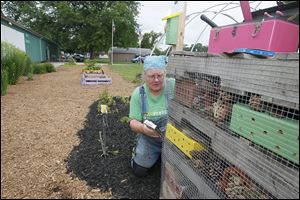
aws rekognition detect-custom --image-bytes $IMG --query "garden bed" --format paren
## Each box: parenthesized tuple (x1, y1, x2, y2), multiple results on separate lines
(1, 65, 160, 199)
(66, 97, 161, 199)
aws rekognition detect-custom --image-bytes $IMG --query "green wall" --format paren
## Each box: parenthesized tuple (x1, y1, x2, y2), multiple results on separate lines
(24, 32, 41, 62)
(1, 17, 60, 62)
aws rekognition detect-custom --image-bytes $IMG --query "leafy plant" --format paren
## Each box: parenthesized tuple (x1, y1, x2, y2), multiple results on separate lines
(1, 69, 9, 96)
(1, 41, 27, 85)
(84, 65, 102, 70)
(23, 56, 32, 76)
(84, 59, 103, 71)
(84, 59, 96, 67)
(109, 149, 119, 156)
(120, 116, 131, 124)
(44, 63, 56, 72)
(120, 96, 130, 105)
(11, 49, 26, 84)
(98, 90, 115, 113)
(97, 103, 110, 114)
(65, 57, 75, 65)
(32, 63, 47, 74)
(32, 63, 56, 74)
(27, 72, 33, 81)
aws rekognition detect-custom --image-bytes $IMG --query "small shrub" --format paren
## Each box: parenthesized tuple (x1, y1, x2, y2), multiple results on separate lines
(12, 49, 26, 84)
(98, 90, 115, 113)
(132, 73, 142, 84)
(32, 63, 47, 74)
(83, 65, 102, 70)
(84, 59, 96, 66)
(1, 41, 27, 85)
(84, 59, 103, 71)
(27, 60, 34, 80)
(44, 63, 56, 72)
(32, 63, 56, 74)
(66, 57, 76, 65)
(1, 41, 14, 71)
(1, 69, 9, 96)
(23, 56, 32, 76)
(7, 62, 16, 84)
(27, 72, 33, 81)
(120, 116, 131, 124)
(120, 96, 130, 105)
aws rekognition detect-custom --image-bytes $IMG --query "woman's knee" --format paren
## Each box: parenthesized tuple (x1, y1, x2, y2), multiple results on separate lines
(131, 160, 149, 177)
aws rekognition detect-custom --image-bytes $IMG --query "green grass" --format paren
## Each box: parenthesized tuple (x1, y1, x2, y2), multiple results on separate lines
(112, 61, 133, 64)
(109, 63, 143, 84)
(97, 58, 110, 63)
(85, 58, 110, 63)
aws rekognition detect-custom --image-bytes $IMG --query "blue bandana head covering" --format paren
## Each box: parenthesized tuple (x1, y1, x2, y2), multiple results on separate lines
(143, 56, 167, 71)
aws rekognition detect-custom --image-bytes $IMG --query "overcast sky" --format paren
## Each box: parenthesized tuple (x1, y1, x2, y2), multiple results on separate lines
(136, 1, 277, 49)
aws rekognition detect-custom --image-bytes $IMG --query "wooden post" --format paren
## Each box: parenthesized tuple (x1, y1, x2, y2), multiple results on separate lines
(174, 2, 187, 51)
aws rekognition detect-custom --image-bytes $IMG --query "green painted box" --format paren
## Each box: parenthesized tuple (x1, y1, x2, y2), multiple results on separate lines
(230, 104, 299, 164)
(165, 16, 179, 45)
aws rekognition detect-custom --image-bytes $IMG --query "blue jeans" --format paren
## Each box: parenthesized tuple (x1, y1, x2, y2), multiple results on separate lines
(131, 134, 162, 168)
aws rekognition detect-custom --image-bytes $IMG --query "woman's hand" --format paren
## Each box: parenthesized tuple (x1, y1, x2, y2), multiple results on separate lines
(130, 119, 160, 138)
(142, 124, 160, 138)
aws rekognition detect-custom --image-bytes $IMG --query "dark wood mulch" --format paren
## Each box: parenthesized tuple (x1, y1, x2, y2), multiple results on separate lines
(65, 97, 161, 199)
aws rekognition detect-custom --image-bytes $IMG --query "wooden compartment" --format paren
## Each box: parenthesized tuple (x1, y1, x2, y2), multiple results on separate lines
(175, 78, 200, 108)
(230, 103, 299, 164)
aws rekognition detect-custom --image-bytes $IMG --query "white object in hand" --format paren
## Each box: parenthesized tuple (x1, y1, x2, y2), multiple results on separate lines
(143, 119, 157, 130)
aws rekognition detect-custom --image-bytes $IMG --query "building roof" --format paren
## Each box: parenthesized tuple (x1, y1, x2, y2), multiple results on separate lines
(108, 47, 152, 56)
(1, 15, 59, 46)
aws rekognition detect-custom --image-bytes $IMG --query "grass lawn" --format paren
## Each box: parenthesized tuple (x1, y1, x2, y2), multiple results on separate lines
(109, 63, 143, 84)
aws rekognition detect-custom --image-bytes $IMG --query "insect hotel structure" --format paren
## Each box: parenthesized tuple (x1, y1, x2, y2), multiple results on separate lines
(160, 51, 299, 199)
(160, 1, 299, 199)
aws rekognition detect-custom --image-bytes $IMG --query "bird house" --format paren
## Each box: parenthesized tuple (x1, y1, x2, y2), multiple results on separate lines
(162, 12, 181, 45)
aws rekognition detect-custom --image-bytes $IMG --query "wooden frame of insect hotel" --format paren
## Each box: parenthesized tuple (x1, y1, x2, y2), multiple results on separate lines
(160, 51, 299, 199)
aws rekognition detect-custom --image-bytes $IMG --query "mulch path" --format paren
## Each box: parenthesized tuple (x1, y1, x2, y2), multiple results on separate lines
(1, 64, 160, 199)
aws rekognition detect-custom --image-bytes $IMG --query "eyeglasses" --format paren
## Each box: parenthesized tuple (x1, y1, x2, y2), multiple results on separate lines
(146, 74, 165, 81)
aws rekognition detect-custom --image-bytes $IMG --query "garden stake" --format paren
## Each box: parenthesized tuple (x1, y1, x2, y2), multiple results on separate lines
(99, 105, 109, 157)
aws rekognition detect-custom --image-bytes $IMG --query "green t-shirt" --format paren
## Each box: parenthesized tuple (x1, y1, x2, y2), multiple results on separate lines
(129, 78, 175, 122)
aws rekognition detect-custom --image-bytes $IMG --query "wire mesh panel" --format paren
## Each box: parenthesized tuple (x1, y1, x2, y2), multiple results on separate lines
(160, 51, 299, 199)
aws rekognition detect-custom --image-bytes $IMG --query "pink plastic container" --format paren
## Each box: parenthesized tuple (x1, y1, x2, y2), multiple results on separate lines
(208, 19, 299, 53)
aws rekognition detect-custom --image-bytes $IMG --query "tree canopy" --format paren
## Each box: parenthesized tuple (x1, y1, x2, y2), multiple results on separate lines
(183, 43, 208, 52)
(140, 31, 162, 49)
(1, 1, 141, 56)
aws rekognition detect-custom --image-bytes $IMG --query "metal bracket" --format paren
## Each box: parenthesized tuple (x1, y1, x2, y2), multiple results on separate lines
(232, 26, 237, 37)
(252, 22, 262, 37)
(214, 28, 220, 40)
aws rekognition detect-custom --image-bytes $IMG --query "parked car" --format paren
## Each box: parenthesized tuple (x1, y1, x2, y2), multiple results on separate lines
(131, 56, 145, 63)
(72, 54, 85, 62)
